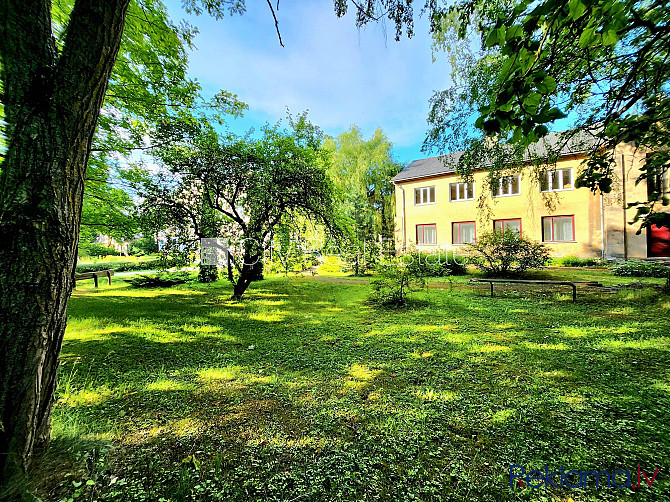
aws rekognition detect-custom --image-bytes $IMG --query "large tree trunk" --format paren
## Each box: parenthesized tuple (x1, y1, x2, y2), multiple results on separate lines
(0, 0, 130, 480)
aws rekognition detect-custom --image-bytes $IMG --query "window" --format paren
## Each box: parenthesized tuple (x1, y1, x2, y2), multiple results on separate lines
(414, 186, 435, 205)
(492, 175, 520, 197)
(541, 168, 573, 192)
(494, 218, 521, 234)
(449, 182, 475, 201)
(417, 224, 437, 245)
(452, 222, 476, 244)
(542, 216, 575, 242)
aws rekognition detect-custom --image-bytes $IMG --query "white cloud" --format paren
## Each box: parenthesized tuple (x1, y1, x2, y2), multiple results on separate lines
(169, 0, 452, 162)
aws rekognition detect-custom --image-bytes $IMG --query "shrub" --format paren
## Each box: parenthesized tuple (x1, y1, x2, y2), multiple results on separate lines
(610, 260, 670, 278)
(369, 261, 425, 307)
(125, 272, 191, 288)
(553, 255, 602, 267)
(468, 229, 550, 277)
(83, 243, 119, 257)
(400, 249, 467, 277)
(129, 236, 159, 256)
(75, 258, 182, 274)
(198, 264, 219, 283)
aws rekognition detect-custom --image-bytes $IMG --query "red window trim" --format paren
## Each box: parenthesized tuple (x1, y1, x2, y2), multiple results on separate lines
(416, 223, 437, 245)
(493, 218, 522, 235)
(542, 215, 576, 242)
(452, 221, 476, 245)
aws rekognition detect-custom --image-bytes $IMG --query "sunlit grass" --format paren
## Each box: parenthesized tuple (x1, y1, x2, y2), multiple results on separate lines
(38, 271, 670, 502)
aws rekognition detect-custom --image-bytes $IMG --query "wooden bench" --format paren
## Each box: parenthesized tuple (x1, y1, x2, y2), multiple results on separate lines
(469, 278, 602, 302)
(74, 269, 114, 288)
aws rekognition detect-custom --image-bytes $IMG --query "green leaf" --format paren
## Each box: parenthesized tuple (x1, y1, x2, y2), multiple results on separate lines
(602, 28, 619, 46)
(484, 28, 501, 48)
(536, 76, 557, 94)
(568, 0, 587, 19)
(578, 26, 596, 48)
(522, 92, 542, 112)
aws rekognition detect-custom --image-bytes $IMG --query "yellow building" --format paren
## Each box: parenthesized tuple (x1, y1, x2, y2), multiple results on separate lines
(392, 135, 670, 259)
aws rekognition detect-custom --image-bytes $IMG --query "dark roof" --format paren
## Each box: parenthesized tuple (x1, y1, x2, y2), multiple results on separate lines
(392, 131, 598, 183)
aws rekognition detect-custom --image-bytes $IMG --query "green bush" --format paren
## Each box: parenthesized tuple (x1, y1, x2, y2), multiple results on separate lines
(468, 229, 550, 277)
(75, 258, 182, 274)
(400, 250, 467, 277)
(125, 272, 191, 288)
(610, 260, 670, 278)
(198, 264, 219, 283)
(553, 255, 602, 267)
(369, 261, 425, 307)
(82, 243, 118, 257)
(129, 236, 159, 256)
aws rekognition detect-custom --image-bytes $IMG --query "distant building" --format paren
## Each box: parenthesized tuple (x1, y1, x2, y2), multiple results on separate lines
(392, 134, 670, 259)
(95, 234, 130, 255)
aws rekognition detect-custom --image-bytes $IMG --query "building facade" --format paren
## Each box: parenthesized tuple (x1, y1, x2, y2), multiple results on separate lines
(392, 140, 670, 259)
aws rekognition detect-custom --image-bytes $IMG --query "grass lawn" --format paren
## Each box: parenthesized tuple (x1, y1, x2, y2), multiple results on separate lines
(41, 269, 670, 501)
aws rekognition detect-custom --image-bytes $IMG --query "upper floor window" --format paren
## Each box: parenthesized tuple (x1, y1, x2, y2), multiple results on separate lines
(492, 175, 520, 197)
(415, 186, 435, 205)
(541, 168, 573, 192)
(542, 215, 575, 242)
(450, 182, 474, 201)
(417, 224, 437, 245)
(494, 218, 521, 234)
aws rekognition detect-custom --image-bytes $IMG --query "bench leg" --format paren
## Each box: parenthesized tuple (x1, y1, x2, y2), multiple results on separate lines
(572, 284, 576, 302)
(490, 282, 494, 297)
(93, 276, 99, 288)
(107, 272, 112, 285)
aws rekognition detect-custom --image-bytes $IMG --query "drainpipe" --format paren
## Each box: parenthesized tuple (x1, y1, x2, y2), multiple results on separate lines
(621, 153, 628, 260)
(394, 182, 407, 252)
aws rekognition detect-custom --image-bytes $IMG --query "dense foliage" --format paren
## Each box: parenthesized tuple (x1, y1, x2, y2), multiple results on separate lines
(553, 255, 603, 267)
(324, 127, 401, 275)
(468, 229, 550, 276)
(429, 0, 670, 229)
(610, 260, 670, 278)
(125, 272, 191, 288)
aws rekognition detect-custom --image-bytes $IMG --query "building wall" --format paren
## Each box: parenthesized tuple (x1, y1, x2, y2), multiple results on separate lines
(393, 149, 654, 259)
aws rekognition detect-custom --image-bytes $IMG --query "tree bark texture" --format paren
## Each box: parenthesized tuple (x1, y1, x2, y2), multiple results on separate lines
(0, 0, 130, 478)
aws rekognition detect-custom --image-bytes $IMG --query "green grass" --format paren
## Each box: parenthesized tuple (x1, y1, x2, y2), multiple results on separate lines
(39, 270, 670, 501)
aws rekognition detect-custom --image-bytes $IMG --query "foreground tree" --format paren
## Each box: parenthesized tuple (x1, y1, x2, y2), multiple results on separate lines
(141, 115, 340, 299)
(0, 0, 436, 482)
(426, 0, 670, 229)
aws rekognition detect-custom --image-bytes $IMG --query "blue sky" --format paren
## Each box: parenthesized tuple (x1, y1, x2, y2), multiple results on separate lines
(164, 0, 453, 165)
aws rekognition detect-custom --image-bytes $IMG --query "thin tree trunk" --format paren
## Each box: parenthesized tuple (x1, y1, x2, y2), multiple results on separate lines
(0, 0, 130, 479)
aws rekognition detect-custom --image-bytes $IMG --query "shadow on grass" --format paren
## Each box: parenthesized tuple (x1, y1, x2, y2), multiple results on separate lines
(37, 277, 670, 501)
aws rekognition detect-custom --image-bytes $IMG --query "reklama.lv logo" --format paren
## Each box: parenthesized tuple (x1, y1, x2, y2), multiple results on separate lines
(509, 465, 660, 489)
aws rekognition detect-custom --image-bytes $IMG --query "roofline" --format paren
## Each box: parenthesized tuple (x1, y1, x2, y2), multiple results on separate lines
(392, 151, 590, 185)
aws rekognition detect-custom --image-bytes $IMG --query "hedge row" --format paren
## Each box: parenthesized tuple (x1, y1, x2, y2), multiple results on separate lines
(75, 259, 183, 273)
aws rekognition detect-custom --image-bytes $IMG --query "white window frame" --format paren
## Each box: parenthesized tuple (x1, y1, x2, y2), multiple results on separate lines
(449, 182, 475, 202)
(492, 175, 521, 197)
(541, 168, 573, 192)
(414, 186, 436, 205)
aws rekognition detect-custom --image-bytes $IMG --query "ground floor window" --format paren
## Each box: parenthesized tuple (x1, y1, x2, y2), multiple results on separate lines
(494, 218, 521, 234)
(542, 215, 575, 242)
(417, 224, 437, 245)
(452, 221, 476, 244)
